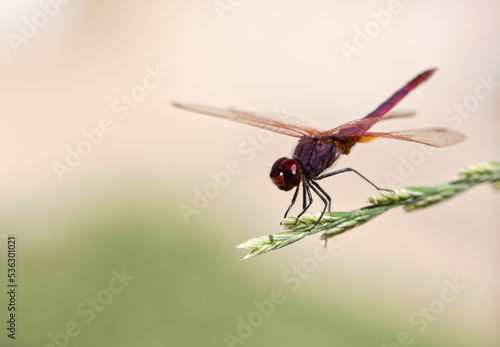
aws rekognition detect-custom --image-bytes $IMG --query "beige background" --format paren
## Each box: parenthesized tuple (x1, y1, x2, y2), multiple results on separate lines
(0, 1, 499, 346)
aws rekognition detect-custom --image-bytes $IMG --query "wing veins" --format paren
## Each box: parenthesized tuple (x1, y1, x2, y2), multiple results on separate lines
(172, 102, 320, 137)
(359, 128, 466, 147)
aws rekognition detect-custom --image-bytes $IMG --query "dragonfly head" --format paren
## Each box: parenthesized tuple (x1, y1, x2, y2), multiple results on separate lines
(270, 157, 301, 191)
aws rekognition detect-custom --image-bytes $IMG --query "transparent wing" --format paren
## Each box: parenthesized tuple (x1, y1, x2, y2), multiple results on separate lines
(172, 102, 321, 137)
(316, 111, 416, 139)
(358, 128, 466, 147)
(379, 111, 416, 120)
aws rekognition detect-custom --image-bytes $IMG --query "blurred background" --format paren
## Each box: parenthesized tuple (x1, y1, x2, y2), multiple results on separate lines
(0, 0, 499, 346)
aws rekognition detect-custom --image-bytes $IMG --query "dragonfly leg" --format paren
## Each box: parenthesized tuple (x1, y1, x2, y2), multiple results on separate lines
(309, 182, 328, 226)
(302, 182, 308, 210)
(289, 182, 314, 225)
(310, 180, 331, 211)
(283, 184, 300, 219)
(316, 168, 393, 193)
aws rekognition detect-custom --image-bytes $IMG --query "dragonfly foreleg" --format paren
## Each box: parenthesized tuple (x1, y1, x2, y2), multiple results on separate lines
(283, 184, 300, 219)
(291, 182, 314, 224)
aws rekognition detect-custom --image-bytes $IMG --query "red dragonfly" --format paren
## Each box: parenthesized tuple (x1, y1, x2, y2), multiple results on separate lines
(173, 69, 465, 222)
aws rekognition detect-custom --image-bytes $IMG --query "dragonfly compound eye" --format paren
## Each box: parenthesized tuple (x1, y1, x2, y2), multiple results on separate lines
(270, 157, 301, 191)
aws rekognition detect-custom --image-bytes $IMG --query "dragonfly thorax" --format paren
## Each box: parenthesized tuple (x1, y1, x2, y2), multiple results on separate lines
(270, 157, 302, 191)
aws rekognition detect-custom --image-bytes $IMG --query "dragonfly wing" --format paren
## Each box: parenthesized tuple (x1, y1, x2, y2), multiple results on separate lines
(315, 111, 415, 139)
(319, 118, 378, 138)
(172, 102, 320, 137)
(379, 111, 416, 120)
(358, 128, 466, 147)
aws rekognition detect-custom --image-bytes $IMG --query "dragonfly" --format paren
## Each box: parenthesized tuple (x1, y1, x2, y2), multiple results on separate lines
(172, 69, 465, 223)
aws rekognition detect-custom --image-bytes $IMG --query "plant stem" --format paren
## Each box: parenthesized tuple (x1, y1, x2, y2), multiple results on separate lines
(237, 161, 500, 260)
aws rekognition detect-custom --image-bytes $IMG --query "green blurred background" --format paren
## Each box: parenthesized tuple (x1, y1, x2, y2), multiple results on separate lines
(0, 1, 499, 346)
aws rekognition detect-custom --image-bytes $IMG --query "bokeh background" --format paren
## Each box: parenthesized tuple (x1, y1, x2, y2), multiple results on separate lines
(0, 1, 499, 346)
